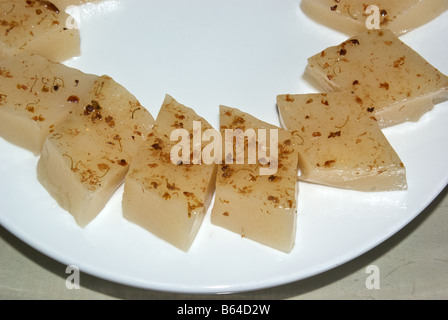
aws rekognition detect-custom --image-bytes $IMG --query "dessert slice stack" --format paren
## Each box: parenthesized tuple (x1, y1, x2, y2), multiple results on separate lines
(277, 92, 407, 192)
(306, 29, 448, 128)
(37, 75, 155, 227)
(211, 106, 300, 253)
(301, 0, 448, 36)
(122, 95, 218, 252)
(0, 54, 98, 155)
(0, 0, 81, 62)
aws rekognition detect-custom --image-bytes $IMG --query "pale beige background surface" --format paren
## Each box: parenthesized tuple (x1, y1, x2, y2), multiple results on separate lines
(1, 186, 447, 300)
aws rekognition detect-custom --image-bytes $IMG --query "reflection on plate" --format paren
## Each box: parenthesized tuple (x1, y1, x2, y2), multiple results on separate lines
(0, 0, 447, 294)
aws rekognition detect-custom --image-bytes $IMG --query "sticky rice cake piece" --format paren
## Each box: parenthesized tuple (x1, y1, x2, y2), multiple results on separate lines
(122, 95, 217, 252)
(0, 54, 98, 155)
(306, 29, 448, 128)
(277, 92, 407, 192)
(0, 0, 80, 62)
(37, 75, 155, 227)
(210, 106, 300, 253)
(301, 0, 448, 36)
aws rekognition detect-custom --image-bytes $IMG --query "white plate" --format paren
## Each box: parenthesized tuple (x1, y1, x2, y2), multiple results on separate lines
(1, 0, 447, 294)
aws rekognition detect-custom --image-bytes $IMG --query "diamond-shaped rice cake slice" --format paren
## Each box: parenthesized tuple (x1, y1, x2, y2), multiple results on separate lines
(301, 0, 448, 36)
(277, 92, 407, 192)
(210, 106, 300, 253)
(37, 75, 155, 227)
(0, 0, 80, 62)
(122, 95, 218, 252)
(306, 29, 448, 128)
(0, 54, 98, 155)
